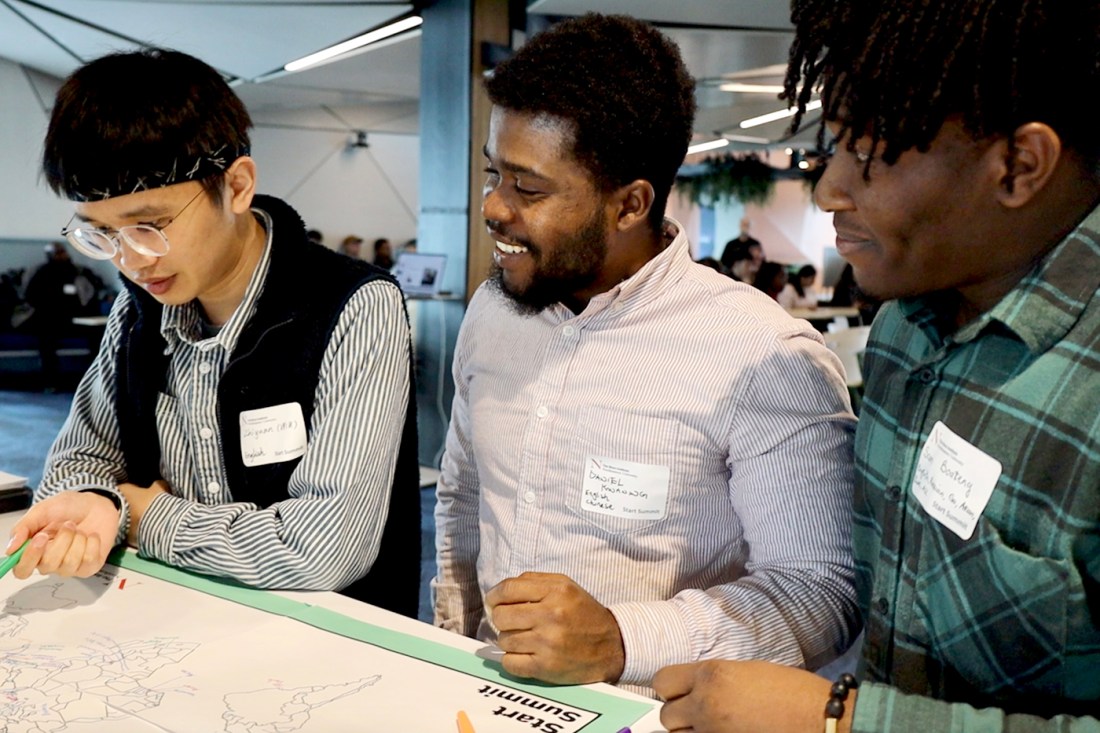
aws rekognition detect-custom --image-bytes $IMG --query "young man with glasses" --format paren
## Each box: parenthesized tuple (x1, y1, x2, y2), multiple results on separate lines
(4, 48, 421, 617)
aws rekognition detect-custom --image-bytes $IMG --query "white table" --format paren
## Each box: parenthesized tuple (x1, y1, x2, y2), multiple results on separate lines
(0, 510, 666, 732)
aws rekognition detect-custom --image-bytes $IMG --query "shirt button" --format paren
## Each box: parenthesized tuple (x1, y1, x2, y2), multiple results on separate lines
(562, 325, 575, 337)
(535, 406, 549, 419)
(886, 485, 902, 501)
(198, 362, 212, 374)
(206, 481, 221, 494)
(199, 427, 213, 439)
(916, 367, 935, 384)
(523, 491, 536, 504)
(875, 597, 890, 615)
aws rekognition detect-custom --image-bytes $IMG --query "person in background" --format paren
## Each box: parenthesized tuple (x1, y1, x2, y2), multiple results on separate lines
(339, 235, 363, 259)
(752, 261, 788, 301)
(778, 264, 819, 310)
(654, 0, 1100, 730)
(433, 12, 859, 696)
(719, 217, 763, 273)
(372, 238, 395, 269)
(5, 48, 421, 618)
(695, 256, 723, 272)
(725, 242, 760, 283)
(24, 242, 83, 390)
(829, 262, 882, 324)
(305, 228, 323, 246)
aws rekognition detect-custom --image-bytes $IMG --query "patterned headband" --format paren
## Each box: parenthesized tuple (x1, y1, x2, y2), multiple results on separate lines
(65, 144, 250, 202)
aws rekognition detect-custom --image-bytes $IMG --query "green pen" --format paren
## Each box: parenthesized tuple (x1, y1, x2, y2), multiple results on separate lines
(0, 538, 31, 579)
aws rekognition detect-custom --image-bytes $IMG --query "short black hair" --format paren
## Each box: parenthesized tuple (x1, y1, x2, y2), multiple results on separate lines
(43, 48, 252, 202)
(784, 0, 1100, 173)
(485, 13, 696, 230)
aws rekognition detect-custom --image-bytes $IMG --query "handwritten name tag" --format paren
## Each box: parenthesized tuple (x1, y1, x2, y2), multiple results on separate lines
(581, 454, 669, 521)
(911, 420, 1002, 540)
(239, 402, 307, 467)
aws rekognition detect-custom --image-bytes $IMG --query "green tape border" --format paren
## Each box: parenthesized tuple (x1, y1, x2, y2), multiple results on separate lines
(108, 550, 651, 732)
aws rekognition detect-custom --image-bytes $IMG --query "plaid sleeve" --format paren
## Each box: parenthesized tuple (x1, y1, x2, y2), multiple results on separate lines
(853, 682, 1100, 733)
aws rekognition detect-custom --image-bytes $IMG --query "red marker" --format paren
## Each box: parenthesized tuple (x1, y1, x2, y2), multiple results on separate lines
(118, 578, 126, 590)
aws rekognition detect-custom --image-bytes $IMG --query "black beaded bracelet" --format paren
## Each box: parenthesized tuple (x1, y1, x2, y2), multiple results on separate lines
(824, 672, 858, 733)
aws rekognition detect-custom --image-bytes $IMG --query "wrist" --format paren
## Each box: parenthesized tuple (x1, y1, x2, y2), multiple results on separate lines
(824, 673, 858, 733)
(78, 487, 129, 547)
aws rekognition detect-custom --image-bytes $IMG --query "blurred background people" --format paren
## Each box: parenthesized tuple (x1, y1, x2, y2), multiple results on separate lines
(339, 235, 363, 259)
(778, 264, 819, 310)
(373, 237, 395, 269)
(23, 242, 107, 390)
(720, 216, 763, 272)
(752, 261, 787, 300)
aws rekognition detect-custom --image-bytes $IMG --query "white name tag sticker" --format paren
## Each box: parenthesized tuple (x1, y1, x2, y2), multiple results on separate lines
(239, 402, 307, 467)
(581, 455, 670, 521)
(911, 420, 1002, 540)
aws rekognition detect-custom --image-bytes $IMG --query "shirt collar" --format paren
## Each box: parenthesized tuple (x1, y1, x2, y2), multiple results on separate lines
(899, 202, 1100, 352)
(160, 208, 274, 354)
(548, 217, 689, 322)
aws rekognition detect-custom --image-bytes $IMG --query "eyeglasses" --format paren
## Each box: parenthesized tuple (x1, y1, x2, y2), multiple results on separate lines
(60, 187, 205, 261)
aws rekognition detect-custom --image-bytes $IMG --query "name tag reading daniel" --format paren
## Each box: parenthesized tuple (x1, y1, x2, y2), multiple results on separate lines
(239, 402, 307, 467)
(581, 455, 670, 521)
(911, 420, 1002, 540)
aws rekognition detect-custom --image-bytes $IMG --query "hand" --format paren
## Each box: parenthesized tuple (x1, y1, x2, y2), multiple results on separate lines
(485, 571, 625, 684)
(118, 480, 170, 547)
(7, 491, 121, 579)
(654, 660, 853, 733)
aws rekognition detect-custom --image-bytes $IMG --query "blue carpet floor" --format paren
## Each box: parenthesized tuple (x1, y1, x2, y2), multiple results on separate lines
(0, 388, 437, 623)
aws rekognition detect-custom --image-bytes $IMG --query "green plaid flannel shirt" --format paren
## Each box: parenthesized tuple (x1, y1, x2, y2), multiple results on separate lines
(851, 205, 1100, 732)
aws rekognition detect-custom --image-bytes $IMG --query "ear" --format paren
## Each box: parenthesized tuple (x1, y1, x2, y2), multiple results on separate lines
(224, 156, 258, 214)
(611, 179, 655, 232)
(996, 122, 1061, 208)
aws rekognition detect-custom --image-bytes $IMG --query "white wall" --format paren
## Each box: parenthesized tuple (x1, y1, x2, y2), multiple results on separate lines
(0, 58, 69, 241)
(250, 125, 419, 255)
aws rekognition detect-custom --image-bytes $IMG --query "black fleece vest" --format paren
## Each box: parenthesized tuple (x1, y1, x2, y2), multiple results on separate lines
(115, 195, 420, 618)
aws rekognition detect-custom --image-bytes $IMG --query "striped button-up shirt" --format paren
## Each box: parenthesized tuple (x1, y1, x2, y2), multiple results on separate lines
(434, 219, 859, 690)
(38, 208, 411, 592)
(851, 205, 1100, 730)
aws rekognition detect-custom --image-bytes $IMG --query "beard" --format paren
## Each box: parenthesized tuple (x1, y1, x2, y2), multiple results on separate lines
(487, 209, 608, 316)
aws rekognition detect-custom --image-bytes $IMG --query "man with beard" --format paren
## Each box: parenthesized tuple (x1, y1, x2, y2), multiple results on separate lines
(432, 13, 860, 695)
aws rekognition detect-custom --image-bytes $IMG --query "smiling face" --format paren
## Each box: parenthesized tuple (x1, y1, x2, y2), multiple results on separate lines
(482, 107, 616, 314)
(72, 163, 261, 323)
(814, 118, 1017, 311)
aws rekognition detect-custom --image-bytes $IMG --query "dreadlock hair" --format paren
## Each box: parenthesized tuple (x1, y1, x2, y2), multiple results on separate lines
(484, 13, 697, 231)
(783, 0, 1100, 178)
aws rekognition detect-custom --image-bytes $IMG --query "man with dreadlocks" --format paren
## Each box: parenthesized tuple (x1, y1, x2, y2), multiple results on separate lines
(653, 0, 1100, 731)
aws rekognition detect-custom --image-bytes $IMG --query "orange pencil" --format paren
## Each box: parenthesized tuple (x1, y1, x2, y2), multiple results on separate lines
(456, 710, 477, 733)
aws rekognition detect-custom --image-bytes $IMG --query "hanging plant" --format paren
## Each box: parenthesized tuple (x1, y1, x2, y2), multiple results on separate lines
(675, 153, 778, 207)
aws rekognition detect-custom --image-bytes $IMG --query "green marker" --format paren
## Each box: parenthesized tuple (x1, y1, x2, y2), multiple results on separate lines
(0, 538, 30, 579)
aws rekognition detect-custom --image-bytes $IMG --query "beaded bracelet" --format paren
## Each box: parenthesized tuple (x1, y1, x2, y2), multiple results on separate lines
(824, 672, 858, 733)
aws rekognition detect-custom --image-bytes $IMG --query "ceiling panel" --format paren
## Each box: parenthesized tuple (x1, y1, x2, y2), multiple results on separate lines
(0, 1, 812, 146)
(527, 0, 793, 30)
(13, 0, 410, 79)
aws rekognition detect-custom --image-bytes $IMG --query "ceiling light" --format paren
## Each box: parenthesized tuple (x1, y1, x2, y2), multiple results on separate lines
(718, 83, 785, 94)
(284, 15, 423, 72)
(739, 99, 822, 129)
(686, 138, 730, 155)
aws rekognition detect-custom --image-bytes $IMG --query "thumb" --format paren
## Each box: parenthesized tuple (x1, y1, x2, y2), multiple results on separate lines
(5, 528, 30, 555)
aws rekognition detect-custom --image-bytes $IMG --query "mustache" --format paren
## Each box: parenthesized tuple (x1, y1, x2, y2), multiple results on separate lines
(485, 220, 535, 252)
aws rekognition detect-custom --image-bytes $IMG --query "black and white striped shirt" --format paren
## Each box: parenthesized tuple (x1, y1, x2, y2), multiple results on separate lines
(38, 209, 411, 592)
